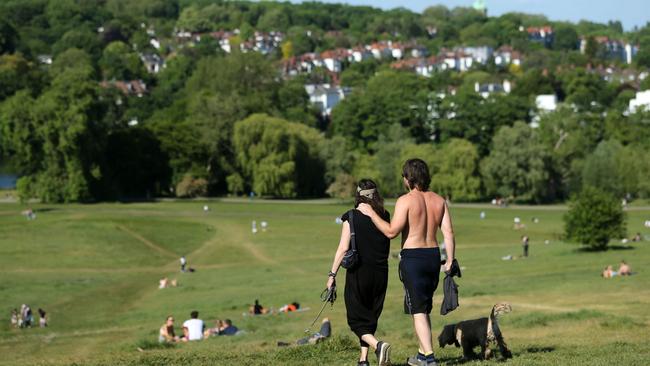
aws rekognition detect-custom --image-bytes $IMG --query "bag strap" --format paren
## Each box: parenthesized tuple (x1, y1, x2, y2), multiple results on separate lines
(348, 209, 357, 251)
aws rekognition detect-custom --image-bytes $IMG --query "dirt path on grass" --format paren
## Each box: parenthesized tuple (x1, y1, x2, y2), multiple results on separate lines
(116, 224, 178, 259)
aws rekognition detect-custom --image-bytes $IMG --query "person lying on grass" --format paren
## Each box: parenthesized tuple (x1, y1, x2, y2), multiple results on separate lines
(277, 318, 331, 347)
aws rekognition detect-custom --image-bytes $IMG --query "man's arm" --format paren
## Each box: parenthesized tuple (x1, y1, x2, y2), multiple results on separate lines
(358, 197, 408, 239)
(441, 201, 455, 272)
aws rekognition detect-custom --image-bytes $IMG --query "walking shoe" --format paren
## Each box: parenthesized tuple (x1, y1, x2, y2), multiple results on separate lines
(357, 361, 370, 366)
(375, 341, 391, 366)
(406, 354, 438, 366)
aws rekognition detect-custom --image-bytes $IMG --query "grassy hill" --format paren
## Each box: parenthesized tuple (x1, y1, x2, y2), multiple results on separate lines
(1, 200, 649, 365)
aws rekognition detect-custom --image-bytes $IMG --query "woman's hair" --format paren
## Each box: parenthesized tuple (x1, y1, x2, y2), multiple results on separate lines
(402, 158, 430, 191)
(355, 179, 385, 214)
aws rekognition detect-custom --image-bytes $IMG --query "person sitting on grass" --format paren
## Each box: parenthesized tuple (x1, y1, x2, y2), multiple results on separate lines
(182, 311, 205, 341)
(218, 319, 239, 336)
(11, 309, 18, 328)
(159, 315, 180, 343)
(277, 318, 332, 347)
(618, 261, 632, 276)
(38, 308, 47, 328)
(249, 299, 268, 315)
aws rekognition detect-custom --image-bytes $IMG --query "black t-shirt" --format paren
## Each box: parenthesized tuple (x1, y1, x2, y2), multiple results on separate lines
(341, 208, 391, 269)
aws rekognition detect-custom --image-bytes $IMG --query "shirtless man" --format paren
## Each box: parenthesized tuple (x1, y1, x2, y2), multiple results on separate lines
(358, 158, 455, 366)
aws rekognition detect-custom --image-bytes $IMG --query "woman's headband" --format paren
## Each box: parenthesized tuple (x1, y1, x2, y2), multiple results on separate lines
(357, 187, 376, 199)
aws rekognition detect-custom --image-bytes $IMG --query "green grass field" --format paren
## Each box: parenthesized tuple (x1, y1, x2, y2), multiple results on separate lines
(1, 200, 649, 366)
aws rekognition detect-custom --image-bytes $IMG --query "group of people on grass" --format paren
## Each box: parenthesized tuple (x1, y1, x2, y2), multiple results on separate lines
(326, 159, 456, 366)
(602, 261, 633, 278)
(159, 311, 239, 343)
(10, 305, 47, 328)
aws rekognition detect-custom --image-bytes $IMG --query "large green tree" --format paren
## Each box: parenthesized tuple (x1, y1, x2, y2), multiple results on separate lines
(429, 138, 481, 201)
(232, 114, 325, 197)
(330, 70, 430, 152)
(564, 186, 626, 250)
(481, 121, 551, 202)
(436, 92, 531, 156)
(1, 51, 104, 202)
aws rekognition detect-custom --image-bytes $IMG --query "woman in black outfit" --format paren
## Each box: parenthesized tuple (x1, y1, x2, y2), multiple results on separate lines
(327, 179, 392, 366)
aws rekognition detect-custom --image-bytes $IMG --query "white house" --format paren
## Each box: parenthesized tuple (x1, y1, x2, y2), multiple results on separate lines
(536, 94, 558, 112)
(140, 54, 164, 74)
(321, 49, 347, 73)
(150, 38, 161, 50)
(474, 80, 511, 98)
(350, 47, 372, 63)
(37, 55, 52, 65)
(580, 36, 638, 65)
(370, 42, 392, 60)
(628, 90, 650, 114)
(462, 46, 493, 64)
(305, 84, 352, 116)
(494, 45, 522, 66)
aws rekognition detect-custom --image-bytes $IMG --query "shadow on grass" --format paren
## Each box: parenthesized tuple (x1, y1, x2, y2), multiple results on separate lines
(525, 346, 555, 354)
(34, 207, 58, 213)
(576, 245, 635, 252)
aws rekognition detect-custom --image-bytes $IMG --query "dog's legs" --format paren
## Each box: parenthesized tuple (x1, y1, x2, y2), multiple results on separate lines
(483, 346, 492, 360)
(497, 337, 513, 359)
(461, 337, 475, 360)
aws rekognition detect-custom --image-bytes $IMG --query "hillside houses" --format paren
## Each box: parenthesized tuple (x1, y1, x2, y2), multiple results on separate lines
(580, 36, 639, 64)
(525, 26, 554, 47)
(391, 56, 439, 77)
(462, 46, 493, 64)
(174, 29, 284, 54)
(494, 45, 522, 67)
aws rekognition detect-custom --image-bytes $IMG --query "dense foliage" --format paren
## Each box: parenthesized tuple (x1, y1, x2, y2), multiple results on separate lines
(564, 186, 627, 250)
(0, 0, 649, 202)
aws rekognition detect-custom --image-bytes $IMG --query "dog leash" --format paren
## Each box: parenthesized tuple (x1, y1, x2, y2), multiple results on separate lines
(304, 285, 337, 333)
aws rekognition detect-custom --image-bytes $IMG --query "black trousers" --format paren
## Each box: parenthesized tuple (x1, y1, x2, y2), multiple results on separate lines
(345, 265, 388, 347)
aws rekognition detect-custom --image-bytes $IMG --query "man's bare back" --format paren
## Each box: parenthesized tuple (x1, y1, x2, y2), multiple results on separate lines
(400, 190, 446, 249)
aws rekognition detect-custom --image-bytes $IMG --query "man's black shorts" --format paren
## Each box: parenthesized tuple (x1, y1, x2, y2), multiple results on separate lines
(399, 247, 441, 314)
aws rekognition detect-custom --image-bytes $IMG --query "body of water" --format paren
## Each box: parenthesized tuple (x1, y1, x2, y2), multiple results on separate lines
(0, 174, 17, 189)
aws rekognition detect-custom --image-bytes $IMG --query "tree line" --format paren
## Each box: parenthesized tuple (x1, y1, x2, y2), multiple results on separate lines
(1, 0, 649, 202)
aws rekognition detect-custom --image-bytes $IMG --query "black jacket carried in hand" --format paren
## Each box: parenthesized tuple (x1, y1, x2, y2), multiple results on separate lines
(440, 259, 461, 315)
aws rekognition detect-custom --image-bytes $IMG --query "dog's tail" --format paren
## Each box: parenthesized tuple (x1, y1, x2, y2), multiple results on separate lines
(489, 303, 513, 359)
(490, 303, 512, 320)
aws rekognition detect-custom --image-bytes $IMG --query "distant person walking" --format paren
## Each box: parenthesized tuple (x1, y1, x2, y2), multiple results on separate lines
(180, 256, 187, 272)
(327, 179, 392, 366)
(522, 235, 530, 258)
(20, 304, 33, 328)
(359, 159, 456, 366)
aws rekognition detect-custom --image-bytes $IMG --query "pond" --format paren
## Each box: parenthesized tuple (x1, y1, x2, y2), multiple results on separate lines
(0, 174, 17, 189)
